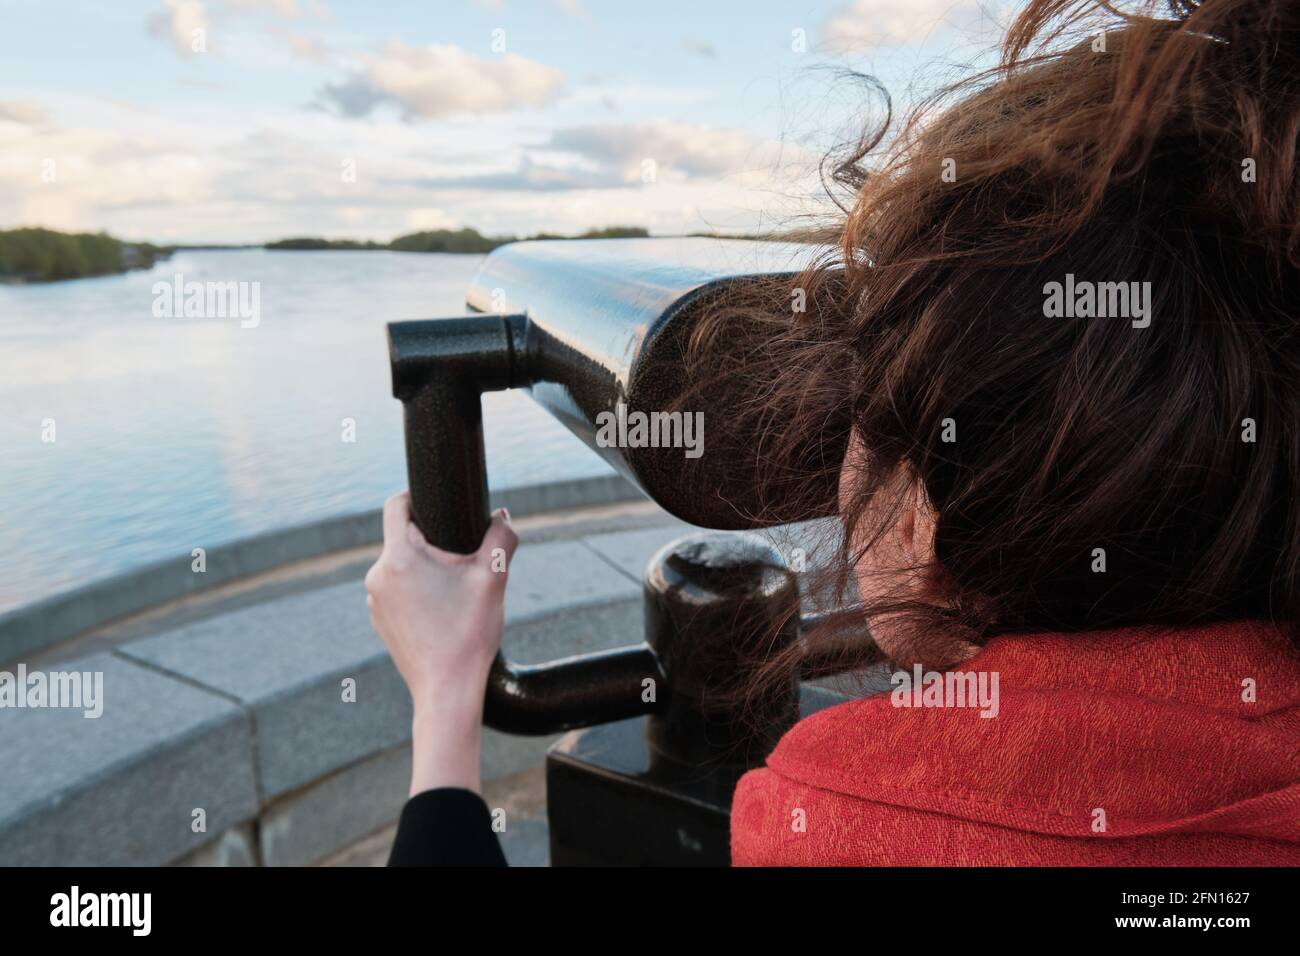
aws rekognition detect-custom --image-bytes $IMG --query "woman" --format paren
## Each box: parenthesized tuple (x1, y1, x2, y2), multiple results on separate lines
(369, 0, 1300, 866)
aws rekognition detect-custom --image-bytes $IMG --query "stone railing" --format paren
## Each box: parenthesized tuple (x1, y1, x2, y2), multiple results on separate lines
(0, 474, 708, 866)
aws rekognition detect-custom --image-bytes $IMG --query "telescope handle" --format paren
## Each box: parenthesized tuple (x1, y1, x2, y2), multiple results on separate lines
(388, 316, 516, 552)
(387, 315, 663, 734)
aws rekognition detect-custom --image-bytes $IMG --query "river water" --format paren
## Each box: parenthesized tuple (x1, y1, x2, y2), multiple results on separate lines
(0, 249, 612, 612)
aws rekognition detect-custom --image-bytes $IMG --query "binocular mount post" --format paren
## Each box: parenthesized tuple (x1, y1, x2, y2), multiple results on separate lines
(547, 531, 802, 865)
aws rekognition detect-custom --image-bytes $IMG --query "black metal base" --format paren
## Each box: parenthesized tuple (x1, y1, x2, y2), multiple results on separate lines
(547, 716, 735, 866)
(546, 685, 846, 866)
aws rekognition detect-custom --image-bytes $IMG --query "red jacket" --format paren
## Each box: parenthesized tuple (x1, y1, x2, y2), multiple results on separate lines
(732, 620, 1300, 865)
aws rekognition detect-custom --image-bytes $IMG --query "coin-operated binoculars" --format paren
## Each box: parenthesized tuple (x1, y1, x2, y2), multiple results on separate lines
(386, 238, 846, 865)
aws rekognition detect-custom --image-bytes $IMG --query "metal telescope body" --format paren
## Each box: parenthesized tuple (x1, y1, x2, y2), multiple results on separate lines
(386, 238, 845, 864)
(463, 236, 824, 528)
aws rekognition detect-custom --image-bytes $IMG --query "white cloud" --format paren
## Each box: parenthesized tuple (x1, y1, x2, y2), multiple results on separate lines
(148, 0, 211, 56)
(320, 41, 564, 120)
(281, 30, 332, 63)
(405, 207, 458, 231)
(551, 0, 590, 20)
(0, 99, 49, 127)
(822, 0, 987, 51)
(224, 0, 304, 16)
(547, 120, 809, 183)
(0, 123, 213, 232)
(222, 0, 333, 21)
(147, 0, 333, 58)
(0, 87, 816, 243)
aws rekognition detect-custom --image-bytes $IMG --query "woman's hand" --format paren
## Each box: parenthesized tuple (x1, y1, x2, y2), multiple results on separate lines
(365, 490, 517, 796)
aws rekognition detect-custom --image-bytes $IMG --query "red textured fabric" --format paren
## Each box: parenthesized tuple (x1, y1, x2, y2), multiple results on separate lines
(731, 620, 1300, 865)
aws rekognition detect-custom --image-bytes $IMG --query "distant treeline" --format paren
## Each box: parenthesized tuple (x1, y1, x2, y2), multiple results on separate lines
(0, 223, 798, 283)
(0, 228, 171, 283)
(266, 225, 650, 254)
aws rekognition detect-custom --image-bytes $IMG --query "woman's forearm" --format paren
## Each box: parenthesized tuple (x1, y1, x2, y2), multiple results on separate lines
(408, 691, 486, 797)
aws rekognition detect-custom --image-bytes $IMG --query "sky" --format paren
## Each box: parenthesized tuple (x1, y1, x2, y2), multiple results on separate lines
(0, 0, 1011, 244)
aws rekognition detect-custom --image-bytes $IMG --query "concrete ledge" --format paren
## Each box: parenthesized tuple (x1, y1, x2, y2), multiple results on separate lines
(117, 581, 411, 800)
(176, 824, 259, 867)
(0, 652, 259, 866)
(0, 487, 854, 867)
(260, 747, 412, 867)
(112, 533, 653, 802)
(0, 472, 641, 663)
(0, 514, 694, 866)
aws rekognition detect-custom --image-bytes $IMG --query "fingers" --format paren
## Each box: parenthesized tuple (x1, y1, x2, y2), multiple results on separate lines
(381, 491, 415, 558)
(478, 508, 518, 572)
(381, 490, 516, 573)
(402, 511, 474, 565)
(395, 503, 515, 572)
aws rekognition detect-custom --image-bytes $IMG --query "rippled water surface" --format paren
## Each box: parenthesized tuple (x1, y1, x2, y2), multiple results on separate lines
(0, 249, 613, 612)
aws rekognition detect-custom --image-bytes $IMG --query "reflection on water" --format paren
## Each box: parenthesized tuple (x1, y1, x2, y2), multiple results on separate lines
(0, 249, 612, 612)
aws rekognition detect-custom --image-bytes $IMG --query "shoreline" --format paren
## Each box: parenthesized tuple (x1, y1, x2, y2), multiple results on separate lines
(0, 228, 174, 284)
(0, 227, 798, 284)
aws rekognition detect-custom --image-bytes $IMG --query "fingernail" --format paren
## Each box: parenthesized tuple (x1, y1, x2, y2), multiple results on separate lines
(501, 507, 511, 521)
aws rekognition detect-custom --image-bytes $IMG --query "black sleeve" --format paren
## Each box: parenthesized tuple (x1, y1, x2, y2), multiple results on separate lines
(387, 787, 508, 867)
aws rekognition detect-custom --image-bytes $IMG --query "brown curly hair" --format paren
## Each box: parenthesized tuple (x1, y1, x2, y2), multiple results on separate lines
(681, 0, 1300, 696)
